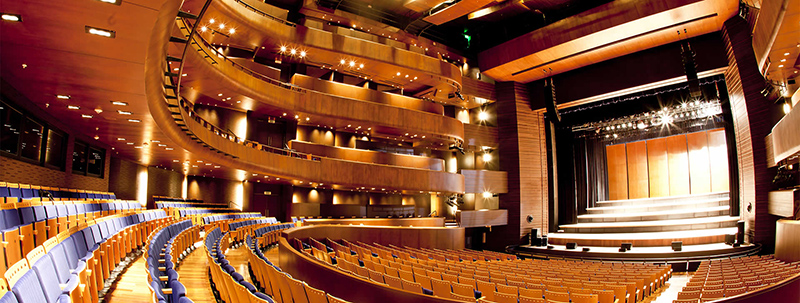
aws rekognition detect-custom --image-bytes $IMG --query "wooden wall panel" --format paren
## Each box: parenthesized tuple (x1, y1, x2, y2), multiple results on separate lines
(626, 140, 649, 199)
(687, 131, 712, 194)
(707, 128, 730, 192)
(647, 138, 670, 197)
(667, 134, 691, 196)
(606, 144, 628, 200)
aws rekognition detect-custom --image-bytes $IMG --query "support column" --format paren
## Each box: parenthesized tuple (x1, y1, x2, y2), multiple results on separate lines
(721, 16, 778, 249)
(487, 81, 549, 250)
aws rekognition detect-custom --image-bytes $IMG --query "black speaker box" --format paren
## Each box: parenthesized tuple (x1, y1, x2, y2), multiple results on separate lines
(672, 241, 683, 251)
(566, 242, 577, 250)
(621, 243, 632, 250)
(582, 247, 590, 252)
(737, 220, 745, 244)
(725, 234, 736, 245)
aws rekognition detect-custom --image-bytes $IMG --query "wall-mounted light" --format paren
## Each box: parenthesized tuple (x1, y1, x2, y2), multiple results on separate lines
(784, 102, 792, 115)
(482, 192, 492, 198)
(478, 111, 489, 121)
(482, 152, 492, 162)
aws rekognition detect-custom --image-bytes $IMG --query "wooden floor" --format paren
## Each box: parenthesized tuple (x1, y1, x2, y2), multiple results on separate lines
(104, 255, 150, 303)
(176, 243, 216, 303)
(226, 244, 254, 284)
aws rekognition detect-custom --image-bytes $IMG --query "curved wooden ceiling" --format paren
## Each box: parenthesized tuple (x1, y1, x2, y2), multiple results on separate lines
(477, 0, 738, 83)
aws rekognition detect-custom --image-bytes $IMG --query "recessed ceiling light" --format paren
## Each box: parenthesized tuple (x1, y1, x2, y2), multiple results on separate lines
(128, 119, 141, 123)
(97, 0, 121, 5)
(67, 105, 80, 110)
(228, 28, 235, 34)
(117, 138, 125, 141)
(173, 160, 180, 162)
(118, 110, 132, 115)
(1, 13, 21, 22)
(158, 144, 166, 147)
(779, 65, 784, 68)
(85, 26, 115, 38)
(165, 148, 173, 151)
(126, 142, 134, 145)
(57, 95, 71, 99)
(81, 114, 93, 118)
(209, 18, 215, 24)
(111, 101, 128, 106)
(785, 52, 791, 56)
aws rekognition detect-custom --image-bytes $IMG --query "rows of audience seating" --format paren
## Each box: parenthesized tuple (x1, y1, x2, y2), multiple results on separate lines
(0, 182, 115, 201)
(294, 238, 670, 303)
(145, 219, 200, 303)
(0, 197, 144, 274)
(229, 219, 283, 242)
(243, 227, 353, 303)
(201, 213, 262, 225)
(0, 209, 168, 303)
(155, 201, 227, 209)
(673, 255, 800, 302)
(205, 228, 276, 303)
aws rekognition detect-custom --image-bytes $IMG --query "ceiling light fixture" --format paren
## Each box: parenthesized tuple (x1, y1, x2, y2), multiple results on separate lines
(228, 28, 235, 34)
(1, 13, 21, 22)
(82, 114, 93, 118)
(85, 26, 116, 38)
(118, 110, 132, 115)
(299, 51, 306, 57)
(67, 105, 80, 110)
(97, 0, 121, 5)
(128, 119, 141, 123)
(56, 95, 71, 100)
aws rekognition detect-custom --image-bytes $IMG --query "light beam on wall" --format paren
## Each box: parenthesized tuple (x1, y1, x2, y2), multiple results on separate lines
(137, 168, 148, 207)
(181, 175, 188, 199)
(233, 181, 244, 210)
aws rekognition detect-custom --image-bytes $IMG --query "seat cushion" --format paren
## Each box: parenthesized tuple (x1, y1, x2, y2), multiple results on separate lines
(11, 271, 48, 303)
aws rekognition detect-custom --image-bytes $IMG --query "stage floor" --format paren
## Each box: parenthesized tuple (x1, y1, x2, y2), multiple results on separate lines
(512, 242, 760, 265)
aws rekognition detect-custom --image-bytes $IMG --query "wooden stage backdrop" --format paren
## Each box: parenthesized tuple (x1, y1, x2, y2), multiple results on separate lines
(606, 128, 730, 200)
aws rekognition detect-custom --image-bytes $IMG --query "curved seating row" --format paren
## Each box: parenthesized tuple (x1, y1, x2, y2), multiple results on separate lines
(0, 209, 168, 303)
(0, 182, 115, 202)
(229, 220, 288, 243)
(201, 213, 262, 225)
(674, 255, 800, 303)
(145, 219, 198, 303)
(245, 232, 353, 303)
(295, 238, 669, 303)
(0, 199, 144, 274)
(205, 228, 274, 303)
(156, 202, 226, 209)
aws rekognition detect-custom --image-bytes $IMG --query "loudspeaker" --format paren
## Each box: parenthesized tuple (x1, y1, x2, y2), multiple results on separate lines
(547, 245, 554, 250)
(619, 247, 627, 252)
(582, 247, 590, 252)
(672, 241, 683, 251)
(725, 234, 736, 245)
(737, 220, 745, 244)
(531, 228, 540, 238)
(544, 78, 560, 123)
(541, 237, 548, 247)
(566, 242, 577, 250)
(621, 243, 632, 250)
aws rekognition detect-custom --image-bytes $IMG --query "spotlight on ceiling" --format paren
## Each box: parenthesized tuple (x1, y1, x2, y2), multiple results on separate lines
(1, 13, 22, 22)
(85, 26, 115, 38)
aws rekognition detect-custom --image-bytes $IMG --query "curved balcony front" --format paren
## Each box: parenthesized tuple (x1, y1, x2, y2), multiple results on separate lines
(180, 30, 464, 143)
(204, 0, 463, 99)
(288, 140, 445, 171)
(146, 5, 464, 193)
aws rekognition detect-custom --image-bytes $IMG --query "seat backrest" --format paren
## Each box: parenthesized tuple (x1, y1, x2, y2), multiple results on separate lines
(47, 246, 71, 284)
(10, 270, 47, 303)
(62, 238, 79, 269)
(31, 254, 63, 303)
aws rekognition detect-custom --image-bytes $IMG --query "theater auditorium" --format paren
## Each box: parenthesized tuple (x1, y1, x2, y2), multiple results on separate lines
(1, 0, 799, 302)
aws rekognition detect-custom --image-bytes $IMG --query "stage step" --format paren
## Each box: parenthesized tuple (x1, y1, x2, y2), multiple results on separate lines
(586, 198, 730, 214)
(545, 227, 739, 247)
(578, 205, 730, 223)
(595, 191, 729, 207)
(559, 216, 739, 233)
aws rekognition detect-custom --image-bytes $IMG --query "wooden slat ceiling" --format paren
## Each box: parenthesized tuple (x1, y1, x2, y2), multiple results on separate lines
(477, 0, 739, 83)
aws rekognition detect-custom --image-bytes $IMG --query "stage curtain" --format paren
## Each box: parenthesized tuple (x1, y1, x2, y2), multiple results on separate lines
(687, 131, 712, 194)
(626, 140, 649, 199)
(606, 143, 628, 200)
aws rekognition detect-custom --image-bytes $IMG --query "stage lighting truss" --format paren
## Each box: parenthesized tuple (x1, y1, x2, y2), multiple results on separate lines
(572, 99, 723, 138)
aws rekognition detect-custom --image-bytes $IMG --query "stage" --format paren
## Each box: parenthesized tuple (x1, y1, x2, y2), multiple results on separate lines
(510, 242, 760, 270)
